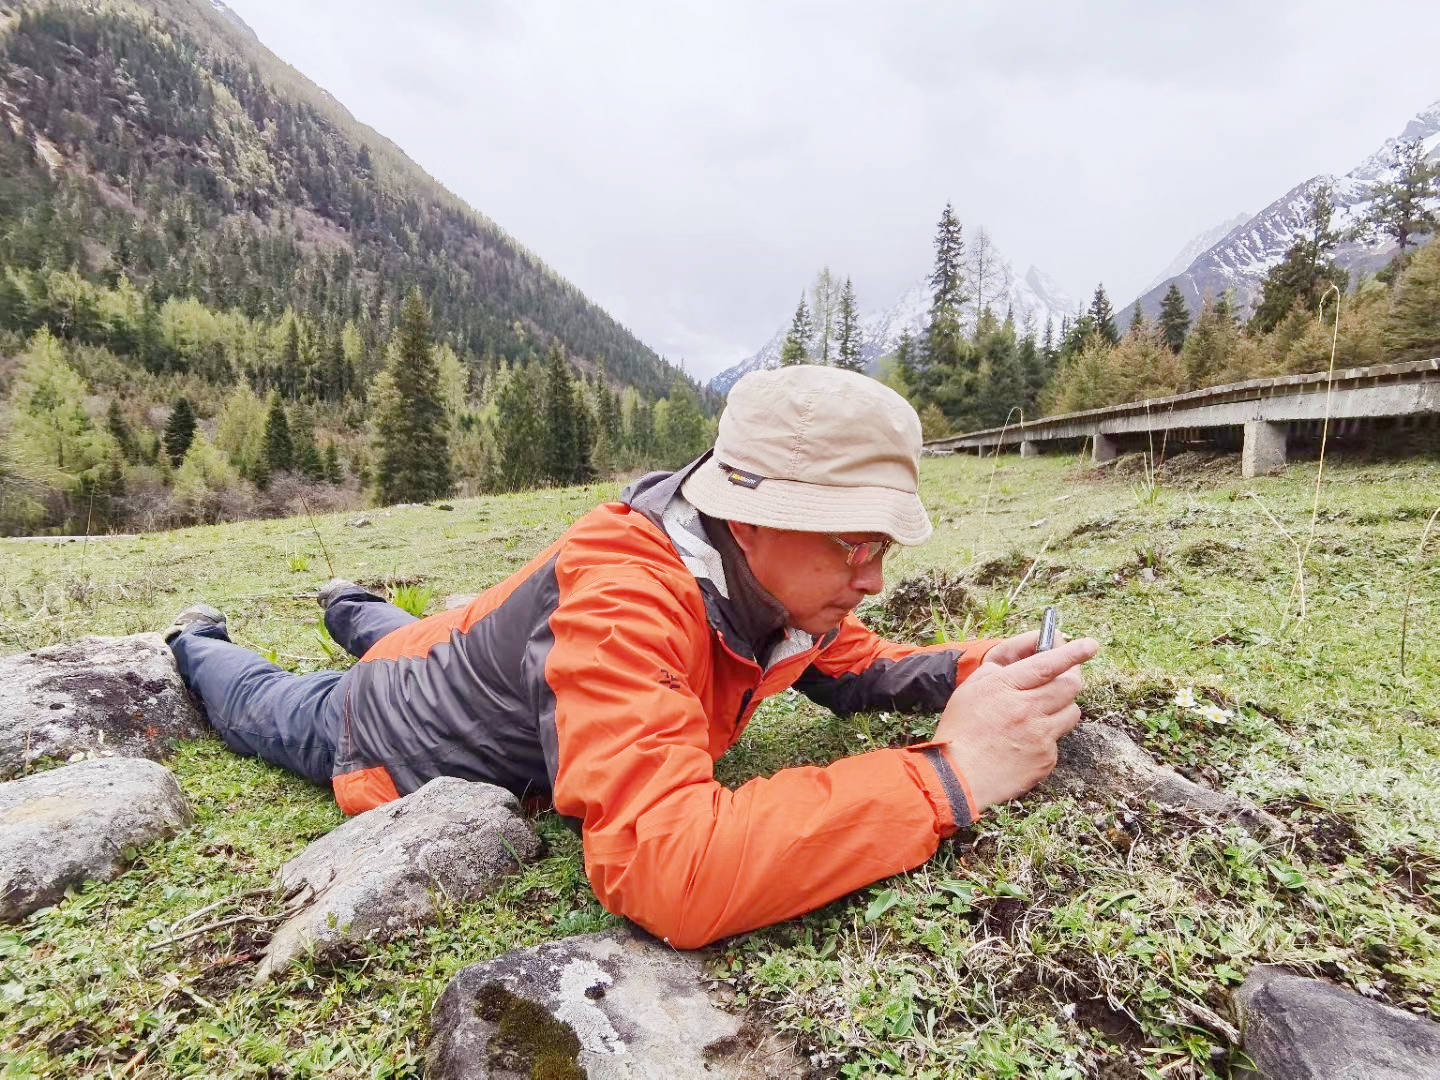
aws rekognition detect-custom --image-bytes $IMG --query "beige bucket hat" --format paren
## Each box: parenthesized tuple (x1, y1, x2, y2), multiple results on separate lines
(681, 365, 933, 545)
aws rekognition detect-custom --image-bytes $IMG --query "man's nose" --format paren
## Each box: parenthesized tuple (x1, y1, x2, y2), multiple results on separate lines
(851, 557, 885, 596)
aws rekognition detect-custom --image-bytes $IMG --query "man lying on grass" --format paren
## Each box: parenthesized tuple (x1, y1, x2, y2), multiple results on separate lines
(165, 365, 1098, 949)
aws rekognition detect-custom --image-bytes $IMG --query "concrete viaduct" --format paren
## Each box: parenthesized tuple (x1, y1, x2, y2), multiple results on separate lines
(923, 358, 1440, 477)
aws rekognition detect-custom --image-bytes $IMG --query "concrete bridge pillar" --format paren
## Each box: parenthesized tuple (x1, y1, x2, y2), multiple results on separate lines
(1242, 421, 1287, 477)
(1092, 433, 1118, 463)
(1020, 440, 1038, 457)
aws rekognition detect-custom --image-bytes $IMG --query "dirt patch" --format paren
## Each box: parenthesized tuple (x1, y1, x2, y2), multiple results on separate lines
(1153, 451, 1239, 488)
(1178, 537, 1260, 574)
(191, 952, 258, 999)
(974, 896, 1028, 941)
(1077, 453, 1152, 482)
(1263, 797, 1363, 865)
(1075, 996, 1146, 1046)
(880, 570, 973, 638)
(45, 1018, 98, 1055)
(1066, 515, 1125, 541)
(971, 551, 1030, 586)
(1383, 846, 1440, 915)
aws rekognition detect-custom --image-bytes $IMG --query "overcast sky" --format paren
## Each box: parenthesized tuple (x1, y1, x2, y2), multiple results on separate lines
(224, 0, 1440, 380)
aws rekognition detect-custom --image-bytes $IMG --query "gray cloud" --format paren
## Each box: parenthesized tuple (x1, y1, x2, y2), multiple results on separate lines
(226, 0, 1440, 378)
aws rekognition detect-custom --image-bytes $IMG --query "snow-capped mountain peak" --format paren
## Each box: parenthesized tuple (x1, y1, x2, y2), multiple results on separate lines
(1125, 97, 1440, 320)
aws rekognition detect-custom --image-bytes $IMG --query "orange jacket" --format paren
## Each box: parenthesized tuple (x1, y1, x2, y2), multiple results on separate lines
(334, 457, 996, 947)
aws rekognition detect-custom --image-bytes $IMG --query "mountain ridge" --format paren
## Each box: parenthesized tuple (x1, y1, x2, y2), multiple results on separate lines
(1124, 97, 1440, 321)
(0, 0, 690, 398)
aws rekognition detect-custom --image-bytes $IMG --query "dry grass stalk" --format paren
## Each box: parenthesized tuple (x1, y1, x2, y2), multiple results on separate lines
(979, 406, 1024, 547)
(1399, 504, 1440, 675)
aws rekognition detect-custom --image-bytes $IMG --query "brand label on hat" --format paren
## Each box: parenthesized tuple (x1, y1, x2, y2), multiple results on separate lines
(719, 462, 764, 489)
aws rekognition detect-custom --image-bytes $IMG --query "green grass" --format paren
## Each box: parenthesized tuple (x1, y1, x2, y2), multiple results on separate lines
(2, 454, 1438, 1078)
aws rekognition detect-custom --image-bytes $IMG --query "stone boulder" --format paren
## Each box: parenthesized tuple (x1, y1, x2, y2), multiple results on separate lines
(1041, 721, 1281, 837)
(1235, 966, 1440, 1078)
(257, 777, 539, 980)
(0, 633, 205, 779)
(0, 757, 192, 922)
(427, 927, 810, 1079)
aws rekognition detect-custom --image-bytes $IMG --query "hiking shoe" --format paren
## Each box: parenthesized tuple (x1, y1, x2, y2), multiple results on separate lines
(317, 578, 361, 610)
(163, 603, 227, 643)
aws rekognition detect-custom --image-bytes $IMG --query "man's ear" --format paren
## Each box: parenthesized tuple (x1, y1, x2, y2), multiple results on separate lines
(726, 519, 762, 559)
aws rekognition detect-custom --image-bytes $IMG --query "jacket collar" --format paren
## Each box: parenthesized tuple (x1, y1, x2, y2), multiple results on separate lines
(623, 454, 815, 668)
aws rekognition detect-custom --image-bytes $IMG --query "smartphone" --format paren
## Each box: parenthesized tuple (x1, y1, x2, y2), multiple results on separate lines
(1037, 606, 1061, 653)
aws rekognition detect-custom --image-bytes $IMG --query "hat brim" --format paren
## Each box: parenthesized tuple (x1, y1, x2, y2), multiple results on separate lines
(681, 463, 932, 546)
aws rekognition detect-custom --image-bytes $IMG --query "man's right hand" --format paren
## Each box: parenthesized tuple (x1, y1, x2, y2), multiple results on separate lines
(935, 636, 1099, 812)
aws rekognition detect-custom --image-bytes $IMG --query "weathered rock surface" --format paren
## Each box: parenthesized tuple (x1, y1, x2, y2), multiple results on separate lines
(0, 757, 192, 922)
(1042, 722, 1281, 836)
(442, 593, 479, 611)
(427, 928, 811, 1079)
(0, 633, 205, 779)
(1235, 966, 1440, 1078)
(257, 777, 539, 980)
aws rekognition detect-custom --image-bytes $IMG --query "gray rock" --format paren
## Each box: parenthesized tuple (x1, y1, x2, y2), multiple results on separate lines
(0, 633, 205, 779)
(442, 594, 479, 611)
(1042, 722, 1281, 836)
(427, 928, 810, 1079)
(257, 777, 539, 980)
(0, 757, 192, 922)
(1235, 966, 1440, 1079)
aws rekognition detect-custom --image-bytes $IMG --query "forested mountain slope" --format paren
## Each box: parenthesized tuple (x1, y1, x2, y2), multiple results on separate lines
(0, 0, 682, 396)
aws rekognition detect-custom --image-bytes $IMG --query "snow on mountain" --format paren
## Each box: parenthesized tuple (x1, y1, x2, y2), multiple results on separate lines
(207, 0, 260, 41)
(709, 239, 1076, 396)
(1140, 212, 1251, 295)
(1126, 97, 1440, 321)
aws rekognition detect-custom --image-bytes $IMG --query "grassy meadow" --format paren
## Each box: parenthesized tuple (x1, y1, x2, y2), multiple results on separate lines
(1, 447, 1438, 1078)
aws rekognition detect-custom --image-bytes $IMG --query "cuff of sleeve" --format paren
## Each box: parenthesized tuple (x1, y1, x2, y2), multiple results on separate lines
(956, 638, 1003, 681)
(908, 740, 979, 830)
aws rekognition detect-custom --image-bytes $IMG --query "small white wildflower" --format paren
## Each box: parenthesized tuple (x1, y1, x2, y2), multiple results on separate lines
(1173, 688, 1197, 708)
(1196, 703, 1232, 725)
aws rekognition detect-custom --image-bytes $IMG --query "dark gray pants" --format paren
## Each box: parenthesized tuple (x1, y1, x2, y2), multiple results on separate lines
(167, 586, 416, 786)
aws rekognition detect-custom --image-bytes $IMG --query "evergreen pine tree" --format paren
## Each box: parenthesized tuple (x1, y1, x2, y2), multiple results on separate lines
(1214, 291, 1236, 325)
(1158, 283, 1190, 353)
(491, 360, 546, 491)
(1383, 237, 1440, 360)
(323, 441, 343, 484)
(261, 393, 294, 479)
(1018, 332, 1045, 414)
(373, 288, 452, 504)
(106, 399, 138, 463)
(542, 342, 584, 485)
(290, 406, 325, 480)
(921, 202, 972, 415)
(1128, 302, 1144, 335)
(835, 277, 864, 372)
(280, 315, 302, 399)
(975, 324, 1025, 427)
(657, 383, 709, 464)
(163, 396, 196, 466)
(1360, 139, 1440, 254)
(1249, 184, 1347, 334)
(779, 295, 812, 366)
(895, 329, 917, 389)
(1089, 285, 1119, 345)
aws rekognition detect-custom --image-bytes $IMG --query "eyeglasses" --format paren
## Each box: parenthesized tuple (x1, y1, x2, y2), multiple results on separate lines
(829, 534, 896, 567)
